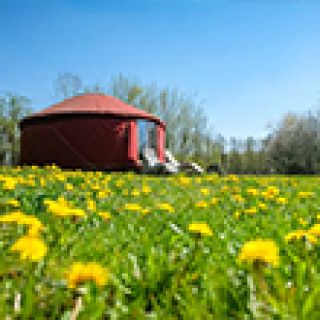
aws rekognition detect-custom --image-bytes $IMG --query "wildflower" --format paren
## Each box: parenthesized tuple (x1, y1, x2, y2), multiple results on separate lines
(115, 179, 124, 188)
(87, 200, 96, 212)
(308, 224, 320, 237)
(179, 177, 190, 186)
(237, 239, 280, 267)
(247, 188, 259, 196)
(233, 195, 244, 203)
(7, 199, 20, 208)
(200, 188, 210, 196)
(0, 211, 44, 236)
(97, 189, 111, 198)
(258, 202, 268, 210)
(234, 211, 241, 219)
(189, 222, 213, 236)
(276, 197, 287, 205)
(221, 186, 228, 192)
(131, 189, 140, 196)
(299, 218, 308, 226)
(98, 212, 111, 220)
(65, 262, 108, 289)
(285, 230, 317, 244)
(123, 203, 143, 212)
(142, 208, 151, 217)
(244, 207, 257, 215)
(10, 235, 47, 261)
(298, 191, 314, 198)
(211, 197, 220, 205)
(142, 185, 151, 194)
(195, 201, 208, 208)
(66, 184, 74, 191)
(156, 203, 174, 213)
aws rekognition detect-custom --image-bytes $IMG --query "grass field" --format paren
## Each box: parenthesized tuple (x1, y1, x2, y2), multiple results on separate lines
(1, 165, 320, 319)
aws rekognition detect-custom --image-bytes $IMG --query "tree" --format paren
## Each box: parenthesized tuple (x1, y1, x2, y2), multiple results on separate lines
(54, 72, 82, 99)
(265, 112, 320, 174)
(0, 93, 32, 165)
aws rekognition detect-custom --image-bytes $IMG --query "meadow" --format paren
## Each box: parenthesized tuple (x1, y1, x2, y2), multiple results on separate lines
(1, 165, 320, 319)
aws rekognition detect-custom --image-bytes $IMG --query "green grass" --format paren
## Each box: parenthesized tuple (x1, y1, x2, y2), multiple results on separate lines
(1, 166, 320, 319)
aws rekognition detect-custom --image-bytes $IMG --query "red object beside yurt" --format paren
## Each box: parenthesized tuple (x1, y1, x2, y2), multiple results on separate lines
(19, 93, 166, 171)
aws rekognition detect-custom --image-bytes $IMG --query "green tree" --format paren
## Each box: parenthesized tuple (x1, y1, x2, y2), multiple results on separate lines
(0, 93, 32, 166)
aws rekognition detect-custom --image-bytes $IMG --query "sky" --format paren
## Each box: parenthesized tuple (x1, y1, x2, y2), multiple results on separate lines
(1, 0, 320, 142)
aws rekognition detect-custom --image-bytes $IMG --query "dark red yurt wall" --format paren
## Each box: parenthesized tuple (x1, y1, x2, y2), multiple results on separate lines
(20, 94, 166, 170)
(20, 117, 134, 170)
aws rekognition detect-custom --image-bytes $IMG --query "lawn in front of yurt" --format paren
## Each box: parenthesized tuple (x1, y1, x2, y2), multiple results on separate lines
(1, 166, 320, 318)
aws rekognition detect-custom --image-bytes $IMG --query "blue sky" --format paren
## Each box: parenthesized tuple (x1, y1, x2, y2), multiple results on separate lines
(1, 0, 320, 141)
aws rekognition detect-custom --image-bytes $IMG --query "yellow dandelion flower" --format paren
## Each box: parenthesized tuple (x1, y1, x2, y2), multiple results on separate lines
(66, 184, 74, 191)
(247, 188, 259, 196)
(233, 195, 244, 203)
(123, 203, 143, 212)
(131, 189, 140, 196)
(200, 188, 210, 196)
(237, 239, 279, 267)
(142, 186, 151, 194)
(211, 197, 220, 205)
(285, 230, 317, 244)
(308, 224, 320, 237)
(179, 177, 190, 186)
(99, 212, 111, 220)
(258, 202, 268, 210)
(276, 197, 287, 205)
(10, 235, 47, 261)
(65, 262, 108, 289)
(221, 186, 228, 192)
(299, 218, 308, 226)
(188, 222, 213, 236)
(195, 201, 208, 208)
(234, 211, 241, 219)
(298, 191, 314, 198)
(156, 203, 174, 213)
(244, 207, 257, 215)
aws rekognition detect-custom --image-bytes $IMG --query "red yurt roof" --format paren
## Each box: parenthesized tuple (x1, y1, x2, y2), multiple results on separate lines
(21, 93, 165, 128)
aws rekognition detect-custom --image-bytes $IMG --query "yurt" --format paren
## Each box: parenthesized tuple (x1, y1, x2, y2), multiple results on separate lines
(19, 93, 166, 171)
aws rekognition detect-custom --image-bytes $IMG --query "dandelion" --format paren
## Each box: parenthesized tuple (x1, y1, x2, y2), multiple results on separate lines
(200, 188, 210, 196)
(234, 211, 241, 219)
(299, 218, 308, 226)
(65, 262, 108, 289)
(221, 186, 228, 192)
(211, 197, 220, 205)
(233, 195, 244, 203)
(156, 203, 174, 213)
(10, 235, 47, 261)
(195, 201, 208, 208)
(276, 197, 287, 205)
(308, 224, 320, 237)
(142, 185, 151, 194)
(285, 230, 317, 244)
(298, 191, 314, 198)
(123, 203, 143, 212)
(188, 222, 213, 236)
(131, 189, 140, 196)
(237, 239, 279, 267)
(247, 188, 259, 196)
(99, 212, 111, 220)
(258, 202, 268, 210)
(244, 207, 257, 215)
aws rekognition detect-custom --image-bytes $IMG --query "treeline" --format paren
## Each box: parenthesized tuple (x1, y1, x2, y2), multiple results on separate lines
(1, 72, 320, 175)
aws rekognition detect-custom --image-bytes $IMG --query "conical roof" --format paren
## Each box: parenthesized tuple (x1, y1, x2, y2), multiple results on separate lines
(21, 93, 165, 128)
